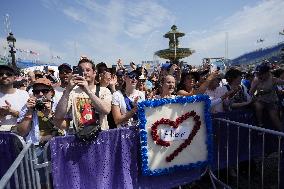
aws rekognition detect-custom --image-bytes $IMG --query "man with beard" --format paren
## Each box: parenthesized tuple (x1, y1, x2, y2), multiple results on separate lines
(53, 63, 72, 106)
(0, 65, 29, 131)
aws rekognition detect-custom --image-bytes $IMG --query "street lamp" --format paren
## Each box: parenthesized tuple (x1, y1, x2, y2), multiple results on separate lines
(281, 47, 284, 64)
(6, 32, 17, 69)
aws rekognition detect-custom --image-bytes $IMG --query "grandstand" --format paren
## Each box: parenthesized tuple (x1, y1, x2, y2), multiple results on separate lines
(231, 42, 284, 66)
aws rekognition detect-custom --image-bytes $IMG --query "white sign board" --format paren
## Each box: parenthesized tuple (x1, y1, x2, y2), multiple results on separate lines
(138, 96, 212, 176)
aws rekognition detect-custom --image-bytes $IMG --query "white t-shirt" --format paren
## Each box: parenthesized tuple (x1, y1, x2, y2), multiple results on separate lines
(53, 86, 65, 109)
(205, 86, 227, 113)
(67, 86, 112, 130)
(112, 90, 145, 127)
(0, 89, 29, 130)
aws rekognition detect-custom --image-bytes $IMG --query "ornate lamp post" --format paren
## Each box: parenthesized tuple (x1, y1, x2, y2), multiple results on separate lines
(6, 32, 17, 69)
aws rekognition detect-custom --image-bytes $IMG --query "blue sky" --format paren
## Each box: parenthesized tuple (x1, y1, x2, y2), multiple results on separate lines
(0, 0, 284, 67)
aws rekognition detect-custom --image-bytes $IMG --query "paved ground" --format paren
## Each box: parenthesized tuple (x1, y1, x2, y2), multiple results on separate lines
(178, 153, 280, 189)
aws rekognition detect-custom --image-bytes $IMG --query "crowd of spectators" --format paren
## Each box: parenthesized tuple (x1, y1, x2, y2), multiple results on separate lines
(1, 56, 284, 186)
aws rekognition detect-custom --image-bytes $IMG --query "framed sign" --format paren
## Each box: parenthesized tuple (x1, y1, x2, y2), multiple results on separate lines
(138, 95, 213, 176)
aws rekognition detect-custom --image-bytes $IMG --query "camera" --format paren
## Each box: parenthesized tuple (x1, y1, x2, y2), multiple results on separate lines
(73, 66, 84, 76)
(35, 98, 46, 111)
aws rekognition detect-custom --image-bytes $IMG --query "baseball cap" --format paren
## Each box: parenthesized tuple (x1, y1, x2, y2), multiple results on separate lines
(33, 78, 52, 88)
(34, 70, 43, 75)
(58, 63, 72, 72)
(126, 70, 138, 78)
(161, 63, 171, 70)
(116, 69, 125, 76)
(0, 65, 17, 75)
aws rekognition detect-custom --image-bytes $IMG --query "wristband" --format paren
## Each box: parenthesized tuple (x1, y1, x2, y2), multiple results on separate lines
(25, 114, 32, 120)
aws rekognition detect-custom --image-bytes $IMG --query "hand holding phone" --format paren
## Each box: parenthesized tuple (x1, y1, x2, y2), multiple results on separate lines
(73, 66, 84, 76)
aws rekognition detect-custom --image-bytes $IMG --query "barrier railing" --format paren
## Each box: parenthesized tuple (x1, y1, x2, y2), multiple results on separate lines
(1, 109, 283, 189)
(213, 118, 284, 189)
(0, 142, 41, 189)
(0, 133, 25, 179)
(0, 132, 51, 189)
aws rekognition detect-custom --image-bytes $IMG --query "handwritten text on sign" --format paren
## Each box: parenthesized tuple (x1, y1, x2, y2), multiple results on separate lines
(160, 127, 191, 141)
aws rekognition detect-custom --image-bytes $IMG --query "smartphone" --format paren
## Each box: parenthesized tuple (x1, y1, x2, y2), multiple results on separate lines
(73, 66, 84, 76)
(43, 66, 48, 74)
(110, 67, 116, 75)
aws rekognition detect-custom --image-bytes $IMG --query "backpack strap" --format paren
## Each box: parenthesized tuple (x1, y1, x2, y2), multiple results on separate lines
(94, 85, 100, 126)
(123, 93, 138, 121)
(224, 84, 231, 91)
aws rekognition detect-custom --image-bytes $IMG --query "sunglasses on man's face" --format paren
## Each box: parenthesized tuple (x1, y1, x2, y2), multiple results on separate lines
(33, 89, 51, 95)
(35, 74, 43, 78)
(59, 70, 72, 75)
(128, 74, 138, 80)
(0, 72, 14, 77)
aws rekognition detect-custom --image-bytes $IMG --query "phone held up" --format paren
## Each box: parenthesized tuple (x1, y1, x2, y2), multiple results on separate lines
(73, 66, 84, 77)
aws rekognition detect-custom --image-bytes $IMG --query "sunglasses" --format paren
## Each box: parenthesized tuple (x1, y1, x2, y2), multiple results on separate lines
(35, 74, 43, 78)
(59, 70, 72, 74)
(33, 89, 51, 95)
(128, 74, 138, 80)
(139, 79, 146, 82)
(0, 72, 14, 77)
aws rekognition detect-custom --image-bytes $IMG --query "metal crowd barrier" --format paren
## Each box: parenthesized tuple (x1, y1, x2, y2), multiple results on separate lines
(1, 110, 283, 189)
(213, 118, 284, 189)
(0, 138, 51, 189)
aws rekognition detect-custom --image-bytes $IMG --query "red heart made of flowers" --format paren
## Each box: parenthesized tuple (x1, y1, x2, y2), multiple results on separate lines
(151, 110, 202, 162)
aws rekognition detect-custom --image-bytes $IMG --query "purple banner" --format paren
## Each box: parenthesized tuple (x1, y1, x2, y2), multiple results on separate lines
(50, 127, 139, 189)
(50, 127, 204, 189)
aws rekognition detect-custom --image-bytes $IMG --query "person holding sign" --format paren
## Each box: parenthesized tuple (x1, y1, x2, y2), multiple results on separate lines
(112, 71, 145, 127)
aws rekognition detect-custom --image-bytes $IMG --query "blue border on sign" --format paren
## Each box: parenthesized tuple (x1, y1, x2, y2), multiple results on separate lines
(137, 95, 213, 176)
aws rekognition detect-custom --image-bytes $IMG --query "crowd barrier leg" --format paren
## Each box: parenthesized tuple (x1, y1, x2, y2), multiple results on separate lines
(43, 142, 51, 189)
(217, 120, 221, 179)
(278, 136, 284, 189)
(226, 122, 229, 185)
(248, 128, 251, 189)
(261, 132, 265, 189)
(24, 155, 32, 189)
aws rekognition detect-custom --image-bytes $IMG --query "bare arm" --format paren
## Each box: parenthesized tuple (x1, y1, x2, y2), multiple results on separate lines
(54, 75, 76, 129)
(76, 76, 111, 115)
(176, 89, 194, 96)
(85, 87, 111, 115)
(53, 87, 72, 130)
(16, 97, 35, 137)
(17, 110, 33, 137)
(249, 77, 259, 95)
(112, 105, 137, 126)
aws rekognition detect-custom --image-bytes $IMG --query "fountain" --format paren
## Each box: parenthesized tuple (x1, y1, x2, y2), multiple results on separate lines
(155, 25, 194, 63)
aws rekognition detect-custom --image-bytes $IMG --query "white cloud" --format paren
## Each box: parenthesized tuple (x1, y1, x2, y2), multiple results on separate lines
(124, 1, 175, 38)
(62, 8, 87, 23)
(58, 0, 175, 65)
(186, 0, 284, 65)
(8, 0, 283, 67)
